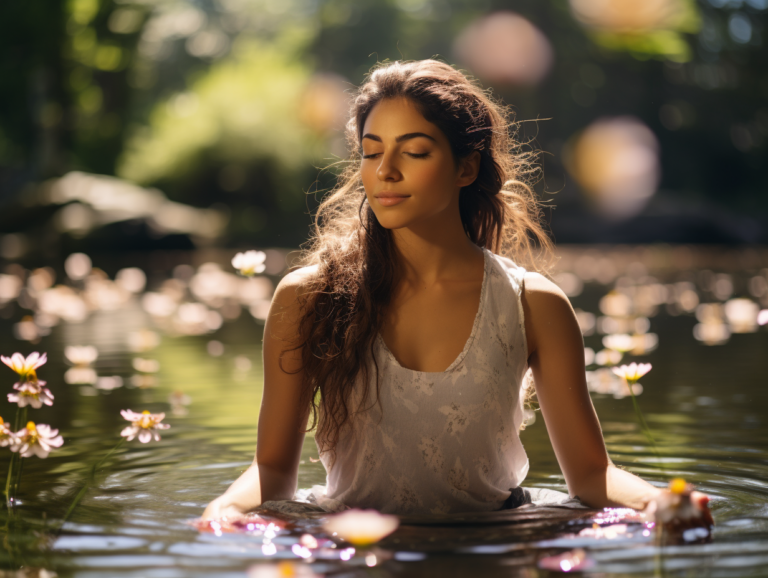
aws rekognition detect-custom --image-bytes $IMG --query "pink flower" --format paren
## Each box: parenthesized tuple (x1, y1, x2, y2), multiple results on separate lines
(8, 380, 54, 409)
(1, 352, 47, 380)
(120, 409, 170, 443)
(11, 422, 63, 458)
(0, 417, 17, 448)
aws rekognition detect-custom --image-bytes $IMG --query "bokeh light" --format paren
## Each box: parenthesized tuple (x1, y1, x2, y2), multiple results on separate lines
(453, 12, 554, 87)
(566, 117, 660, 219)
(299, 73, 350, 134)
(570, 0, 688, 32)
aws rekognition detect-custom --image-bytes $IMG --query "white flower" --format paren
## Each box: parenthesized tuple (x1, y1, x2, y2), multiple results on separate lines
(538, 547, 593, 572)
(64, 345, 98, 366)
(0, 417, 17, 447)
(247, 562, 322, 578)
(120, 409, 170, 443)
(64, 366, 98, 385)
(130, 374, 157, 389)
(132, 358, 160, 373)
(602, 334, 635, 353)
(586, 368, 643, 399)
(612, 362, 652, 383)
(232, 251, 266, 277)
(168, 390, 191, 416)
(322, 509, 399, 546)
(11, 422, 63, 458)
(8, 380, 54, 408)
(594, 348, 622, 366)
(95, 376, 124, 391)
(168, 390, 191, 407)
(1, 352, 47, 380)
(127, 329, 161, 352)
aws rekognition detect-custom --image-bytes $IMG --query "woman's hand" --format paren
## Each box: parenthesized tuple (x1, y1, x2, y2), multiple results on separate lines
(645, 481, 714, 536)
(201, 496, 248, 523)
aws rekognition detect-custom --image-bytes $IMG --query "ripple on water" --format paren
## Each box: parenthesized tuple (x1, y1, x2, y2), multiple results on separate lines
(1, 254, 767, 577)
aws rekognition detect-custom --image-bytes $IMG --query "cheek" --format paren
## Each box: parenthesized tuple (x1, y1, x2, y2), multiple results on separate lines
(361, 163, 377, 194)
(416, 161, 450, 187)
(413, 160, 456, 202)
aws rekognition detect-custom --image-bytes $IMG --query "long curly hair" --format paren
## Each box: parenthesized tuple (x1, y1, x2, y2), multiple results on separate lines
(292, 60, 554, 456)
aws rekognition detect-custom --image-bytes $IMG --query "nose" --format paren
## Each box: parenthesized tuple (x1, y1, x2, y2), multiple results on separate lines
(376, 152, 402, 182)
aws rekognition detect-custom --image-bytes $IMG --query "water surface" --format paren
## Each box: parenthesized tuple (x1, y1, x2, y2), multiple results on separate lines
(0, 246, 766, 577)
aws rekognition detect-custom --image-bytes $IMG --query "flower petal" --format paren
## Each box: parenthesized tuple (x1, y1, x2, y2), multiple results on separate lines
(121, 409, 140, 421)
(138, 430, 152, 443)
(26, 351, 40, 368)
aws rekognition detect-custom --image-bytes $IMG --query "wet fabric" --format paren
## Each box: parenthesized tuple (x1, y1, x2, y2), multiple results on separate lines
(260, 487, 588, 520)
(312, 249, 535, 516)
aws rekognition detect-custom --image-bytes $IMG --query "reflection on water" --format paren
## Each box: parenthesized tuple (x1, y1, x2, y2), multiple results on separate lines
(0, 246, 767, 576)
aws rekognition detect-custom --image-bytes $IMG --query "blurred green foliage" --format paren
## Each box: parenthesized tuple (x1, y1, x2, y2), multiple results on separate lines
(0, 0, 766, 252)
(118, 39, 320, 190)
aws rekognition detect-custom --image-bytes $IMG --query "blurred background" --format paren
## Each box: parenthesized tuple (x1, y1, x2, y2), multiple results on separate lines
(1, 0, 766, 269)
(0, 5, 767, 574)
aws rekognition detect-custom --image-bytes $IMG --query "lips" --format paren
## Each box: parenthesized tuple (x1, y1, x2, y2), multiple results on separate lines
(374, 192, 410, 207)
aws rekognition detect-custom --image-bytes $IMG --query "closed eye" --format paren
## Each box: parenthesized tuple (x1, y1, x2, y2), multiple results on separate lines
(361, 152, 431, 160)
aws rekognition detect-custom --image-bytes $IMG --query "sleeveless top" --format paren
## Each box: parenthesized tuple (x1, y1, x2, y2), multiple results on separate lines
(313, 249, 531, 516)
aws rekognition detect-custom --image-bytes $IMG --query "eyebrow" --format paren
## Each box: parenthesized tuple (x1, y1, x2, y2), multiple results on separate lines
(362, 132, 437, 143)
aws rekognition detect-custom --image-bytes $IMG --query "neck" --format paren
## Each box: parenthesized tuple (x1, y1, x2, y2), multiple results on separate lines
(390, 206, 483, 285)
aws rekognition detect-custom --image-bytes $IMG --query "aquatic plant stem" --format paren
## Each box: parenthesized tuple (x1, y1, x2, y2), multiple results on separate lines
(4, 453, 16, 509)
(57, 438, 125, 533)
(11, 455, 23, 504)
(4, 406, 26, 510)
(626, 379, 664, 470)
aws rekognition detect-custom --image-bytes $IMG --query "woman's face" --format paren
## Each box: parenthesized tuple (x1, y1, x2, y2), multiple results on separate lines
(360, 97, 477, 231)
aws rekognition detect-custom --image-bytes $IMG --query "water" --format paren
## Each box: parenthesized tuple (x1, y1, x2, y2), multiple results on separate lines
(0, 246, 767, 577)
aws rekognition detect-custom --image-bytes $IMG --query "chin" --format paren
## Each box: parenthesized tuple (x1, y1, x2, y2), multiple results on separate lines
(371, 208, 418, 230)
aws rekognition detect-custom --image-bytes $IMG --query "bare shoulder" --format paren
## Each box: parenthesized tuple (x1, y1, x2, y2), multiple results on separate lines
(267, 266, 319, 341)
(521, 271, 579, 356)
(522, 271, 570, 306)
(272, 265, 319, 307)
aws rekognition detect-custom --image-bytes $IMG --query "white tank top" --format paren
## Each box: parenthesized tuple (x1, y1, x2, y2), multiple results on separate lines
(314, 249, 531, 516)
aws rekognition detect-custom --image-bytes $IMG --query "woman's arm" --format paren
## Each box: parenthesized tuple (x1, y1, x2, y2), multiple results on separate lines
(521, 272, 663, 510)
(202, 267, 314, 521)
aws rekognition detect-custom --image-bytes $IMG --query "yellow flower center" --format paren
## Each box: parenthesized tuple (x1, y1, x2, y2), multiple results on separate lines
(136, 411, 155, 429)
(669, 477, 687, 494)
(0, 417, 4, 425)
(25, 421, 39, 443)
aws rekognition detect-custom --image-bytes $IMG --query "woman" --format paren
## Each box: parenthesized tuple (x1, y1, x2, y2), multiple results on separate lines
(203, 60, 712, 522)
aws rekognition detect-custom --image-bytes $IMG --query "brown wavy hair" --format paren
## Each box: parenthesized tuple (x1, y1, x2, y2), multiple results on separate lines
(292, 60, 554, 456)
